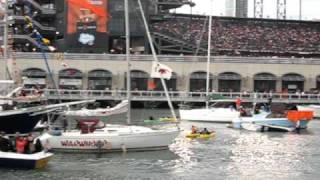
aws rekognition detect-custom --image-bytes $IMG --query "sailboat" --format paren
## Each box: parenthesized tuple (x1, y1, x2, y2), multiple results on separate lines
(178, 14, 240, 123)
(38, 0, 180, 152)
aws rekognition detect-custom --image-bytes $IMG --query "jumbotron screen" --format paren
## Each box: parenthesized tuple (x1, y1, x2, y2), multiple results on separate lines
(65, 0, 109, 52)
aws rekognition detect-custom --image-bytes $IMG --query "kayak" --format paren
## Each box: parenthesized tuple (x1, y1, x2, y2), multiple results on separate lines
(144, 118, 177, 125)
(186, 132, 215, 139)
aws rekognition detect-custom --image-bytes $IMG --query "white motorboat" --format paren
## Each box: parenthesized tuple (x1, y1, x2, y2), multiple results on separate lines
(40, 120, 180, 152)
(179, 99, 240, 123)
(297, 105, 320, 118)
(0, 151, 53, 169)
(231, 103, 314, 132)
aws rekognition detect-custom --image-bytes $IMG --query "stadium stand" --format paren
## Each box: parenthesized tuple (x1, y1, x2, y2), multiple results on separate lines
(151, 15, 320, 57)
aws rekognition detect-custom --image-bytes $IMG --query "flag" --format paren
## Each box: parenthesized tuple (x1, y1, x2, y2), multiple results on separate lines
(151, 62, 172, 80)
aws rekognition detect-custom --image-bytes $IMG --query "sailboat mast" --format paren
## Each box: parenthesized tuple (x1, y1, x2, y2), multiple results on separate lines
(137, 0, 177, 121)
(206, 15, 212, 109)
(3, 0, 8, 80)
(124, 0, 131, 124)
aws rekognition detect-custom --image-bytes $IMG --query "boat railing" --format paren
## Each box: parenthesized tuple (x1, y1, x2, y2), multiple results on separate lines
(22, 88, 320, 103)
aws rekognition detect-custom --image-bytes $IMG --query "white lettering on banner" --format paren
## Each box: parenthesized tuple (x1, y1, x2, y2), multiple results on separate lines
(60, 79, 83, 86)
(24, 78, 46, 85)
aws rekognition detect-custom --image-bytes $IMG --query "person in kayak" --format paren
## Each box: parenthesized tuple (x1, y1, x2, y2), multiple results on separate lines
(200, 128, 211, 135)
(191, 125, 198, 134)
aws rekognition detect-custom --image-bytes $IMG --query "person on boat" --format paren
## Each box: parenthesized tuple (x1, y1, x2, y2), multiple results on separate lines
(19, 90, 27, 97)
(0, 132, 13, 152)
(34, 138, 44, 153)
(236, 97, 242, 110)
(200, 128, 211, 135)
(239, 106, 248, 117)
(254, 106, 260, 114)
(62, 115, 68, 132)
(16, 136, 27, 153)
(25, 133, 35, 154)
(191, 125, 198, 134)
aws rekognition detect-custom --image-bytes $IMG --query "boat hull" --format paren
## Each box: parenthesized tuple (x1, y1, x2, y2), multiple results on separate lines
(0, 113, 44, 134)
(179, 108, 240, 123)
(232, 113, 311, 131)
(0, 151, 53, 169)
(40, 126, 180, 153)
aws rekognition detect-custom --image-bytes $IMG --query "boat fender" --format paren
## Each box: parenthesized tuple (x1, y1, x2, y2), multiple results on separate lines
(121, 144, 127, 153)
(105, 141, 112, 150)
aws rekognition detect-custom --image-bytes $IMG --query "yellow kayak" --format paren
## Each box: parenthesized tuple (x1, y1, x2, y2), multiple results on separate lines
(186, 132, 215, 139)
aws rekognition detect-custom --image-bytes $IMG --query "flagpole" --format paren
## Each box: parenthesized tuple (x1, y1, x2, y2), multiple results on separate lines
(124, 0, 131, 124)
(137, 0, 177, 121)
(3, 0, 8, 80)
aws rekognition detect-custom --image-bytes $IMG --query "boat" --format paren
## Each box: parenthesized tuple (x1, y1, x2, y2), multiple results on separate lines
(0, 99, 95, 134)
(297, 104, 320, 118)
(61, 100, 128, 119)
(231, 103, 313, 132)
(38, 0, 180, 153)
(179, 99, 241, 123)
(39, 119, 179, 152)
(185, 132, 215, 139)
(0, 151, 53, 169)
(143, 117, 177, 125)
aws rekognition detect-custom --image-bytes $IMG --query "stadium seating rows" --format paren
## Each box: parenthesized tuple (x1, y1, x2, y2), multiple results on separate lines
(151, 17, 320, 57)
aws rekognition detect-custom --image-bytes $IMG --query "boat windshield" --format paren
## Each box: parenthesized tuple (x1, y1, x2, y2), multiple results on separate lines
(210, 101, 236, 109)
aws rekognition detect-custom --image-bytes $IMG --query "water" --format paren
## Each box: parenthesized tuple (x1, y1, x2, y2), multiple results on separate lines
(1, 109, 320, 180)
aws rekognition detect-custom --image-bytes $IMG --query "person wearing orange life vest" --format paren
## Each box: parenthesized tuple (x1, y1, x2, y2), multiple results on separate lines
(191, 125, 198, 134)
(16, 137, 27, 153)
(235, 97, 242, 110)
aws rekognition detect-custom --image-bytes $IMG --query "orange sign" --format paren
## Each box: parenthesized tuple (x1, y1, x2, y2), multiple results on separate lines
(67, 0, 109, 34)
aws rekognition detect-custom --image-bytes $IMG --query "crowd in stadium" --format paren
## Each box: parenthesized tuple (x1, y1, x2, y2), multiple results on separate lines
(151, 17, 320, 56)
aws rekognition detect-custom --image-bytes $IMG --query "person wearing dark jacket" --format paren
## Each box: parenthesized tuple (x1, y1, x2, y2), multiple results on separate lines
(0, 132, 13, 152)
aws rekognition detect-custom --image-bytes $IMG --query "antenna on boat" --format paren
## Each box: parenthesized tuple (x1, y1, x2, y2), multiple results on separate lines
(137, 0, 177, 121)
(124, 0, 131, 124)
(2, 0, 11, 80)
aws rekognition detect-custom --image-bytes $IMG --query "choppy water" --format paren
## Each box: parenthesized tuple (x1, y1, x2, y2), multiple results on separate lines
(1, 109, 320, 180)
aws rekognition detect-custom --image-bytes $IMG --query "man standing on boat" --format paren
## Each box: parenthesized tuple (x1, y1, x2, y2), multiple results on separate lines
(236, 97, 242, 110)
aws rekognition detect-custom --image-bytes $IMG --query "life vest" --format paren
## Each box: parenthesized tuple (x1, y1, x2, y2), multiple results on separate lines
(16, 139, 27, 153)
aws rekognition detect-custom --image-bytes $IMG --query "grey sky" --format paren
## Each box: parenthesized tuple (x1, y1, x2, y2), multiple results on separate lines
(175, 0, 320, 20)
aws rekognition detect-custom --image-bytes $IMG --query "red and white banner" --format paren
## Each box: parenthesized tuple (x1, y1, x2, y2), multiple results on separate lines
(151, 62, 172, 80)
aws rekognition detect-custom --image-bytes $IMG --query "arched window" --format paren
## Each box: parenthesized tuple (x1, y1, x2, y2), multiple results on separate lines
(22, 68, 46, 89)
(218, 72, 241, 92)
(189, 71, 213, 92)
(59, 68, 83, 90)
(282, 73, 304, 93)
(88, 69, 112, 90)
(253, 73, 277, 92)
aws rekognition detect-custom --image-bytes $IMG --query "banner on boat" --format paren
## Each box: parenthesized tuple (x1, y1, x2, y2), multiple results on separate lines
(65, 0, 109, 52)
(60, 139, 111, 149)
(151, 62, 173, 80)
